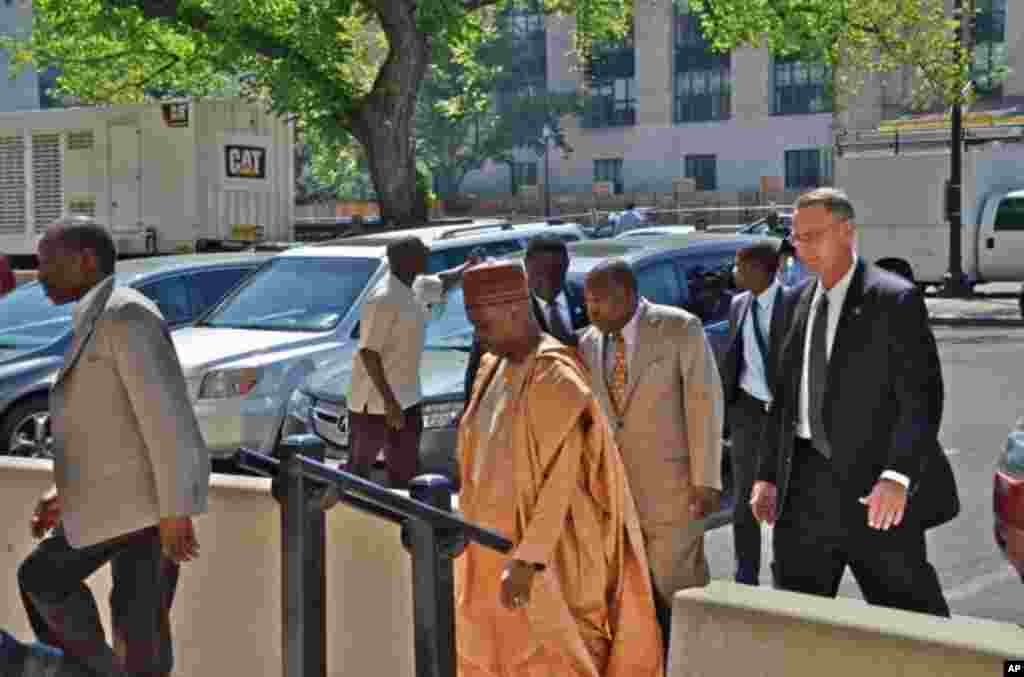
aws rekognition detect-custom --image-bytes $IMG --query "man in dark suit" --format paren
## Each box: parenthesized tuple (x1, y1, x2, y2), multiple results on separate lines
(750, 187, 952, 617)
(463, 235, 587, 401)
(720, 242, 794, 585)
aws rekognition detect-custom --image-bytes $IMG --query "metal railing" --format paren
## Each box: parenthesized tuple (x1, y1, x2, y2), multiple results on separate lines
(235, 435, 513, 677)
(537, 204, 789, 236)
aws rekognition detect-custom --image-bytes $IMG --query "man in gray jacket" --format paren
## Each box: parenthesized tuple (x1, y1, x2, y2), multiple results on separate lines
(12, 217, 210, 676)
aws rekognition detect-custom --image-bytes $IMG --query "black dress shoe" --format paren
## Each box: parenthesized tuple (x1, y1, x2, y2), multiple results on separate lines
(0, 630, 28, 677)
(0, 631, 82, 677)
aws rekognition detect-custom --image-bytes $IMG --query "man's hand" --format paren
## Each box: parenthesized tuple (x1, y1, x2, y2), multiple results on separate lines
(384, 398, 405, 431)
(30, 492, 62, 539)
(750, 481, 778, 525)
(500, 560, 538, 611)
(689, 487, 721, 520)
(859, 479, 907, 530)
(159, 516, 200, 563)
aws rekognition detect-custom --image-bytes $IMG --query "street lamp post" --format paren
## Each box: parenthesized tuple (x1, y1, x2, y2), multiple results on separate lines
(541, 124, 553, 219)
(943, 0, 973, 297)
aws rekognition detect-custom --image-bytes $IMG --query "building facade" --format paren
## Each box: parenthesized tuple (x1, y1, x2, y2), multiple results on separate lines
(841, 0, 1021, 132)
(462, 0, 1023, 199)
(0, 0, 43, 112)
(462, 1, 836, 197)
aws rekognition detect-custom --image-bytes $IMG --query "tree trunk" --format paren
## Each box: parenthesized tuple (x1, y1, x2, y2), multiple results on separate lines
(348, 0, 432, 229)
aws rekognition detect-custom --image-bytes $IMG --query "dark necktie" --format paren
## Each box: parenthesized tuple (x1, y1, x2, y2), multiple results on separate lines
(809, 292, 832, 458)
(750, 298, 770, 394)
(548, 302, 573, 344)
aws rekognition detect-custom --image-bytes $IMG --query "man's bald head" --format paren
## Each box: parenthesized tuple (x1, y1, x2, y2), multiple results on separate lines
(43, 216, 117, 277)
(583, 259, 639, 335)
(387, 236, 429, 284)
(585, 259, 637, 295)
(37, 216, 116, 305)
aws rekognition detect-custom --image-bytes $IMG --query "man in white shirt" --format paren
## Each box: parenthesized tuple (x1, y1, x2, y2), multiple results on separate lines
(750, 188, 952, 617)
(348, 237, 476, 488)
(614, 203, 644, 235)
(720, 243, 795, 585)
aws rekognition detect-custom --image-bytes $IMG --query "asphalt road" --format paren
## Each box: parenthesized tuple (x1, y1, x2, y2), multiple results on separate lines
(705, 324, 1024, 625)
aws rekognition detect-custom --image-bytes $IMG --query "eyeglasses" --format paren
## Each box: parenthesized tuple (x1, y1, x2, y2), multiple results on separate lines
(791, 229, 831, 246)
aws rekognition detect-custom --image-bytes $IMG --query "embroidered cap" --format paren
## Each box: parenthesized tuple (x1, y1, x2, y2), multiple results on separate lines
(463, 260, 530, 309)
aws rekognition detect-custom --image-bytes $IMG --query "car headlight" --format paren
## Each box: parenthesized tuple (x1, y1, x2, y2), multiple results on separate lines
(422, 400, 463, 430)
(286, 390, 314, 424)
(198, 367, 263, 400)
(280, 389, 314, 438)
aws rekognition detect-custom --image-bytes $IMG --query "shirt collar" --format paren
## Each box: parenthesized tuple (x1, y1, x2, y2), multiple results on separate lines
(388, 272, 415, 295)
(604, 298, 645, 344)
(72, 276, 114, 333)
(533, 291, 566, 310)
(754, 280, 780, 307)
(815, 255, 858, 307)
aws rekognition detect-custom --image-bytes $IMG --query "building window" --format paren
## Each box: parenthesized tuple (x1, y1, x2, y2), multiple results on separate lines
(511, 161, 538, 194)
(773, 57, 832, 115)
(38, 68, 61, 109)
(785, 148, 832, 190)
(673, 6, 731, 123)
(495, 2, 547, 114)
(684, 154, 717, 191)
(972, 0, 1007, 99)
(583, 33, 636, 129)
(584, 77, 637, 128)
(594, 158, 624, 194)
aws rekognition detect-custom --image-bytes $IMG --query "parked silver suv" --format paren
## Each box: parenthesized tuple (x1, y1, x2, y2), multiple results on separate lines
(171, 220, 585, 460)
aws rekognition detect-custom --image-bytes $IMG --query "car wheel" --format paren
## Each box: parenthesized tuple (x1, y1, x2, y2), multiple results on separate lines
(0, 395, 54, 459)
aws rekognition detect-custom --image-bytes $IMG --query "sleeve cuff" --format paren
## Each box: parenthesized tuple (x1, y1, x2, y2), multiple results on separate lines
(880, 470, 911, 488)
(414, 275, 445, 305)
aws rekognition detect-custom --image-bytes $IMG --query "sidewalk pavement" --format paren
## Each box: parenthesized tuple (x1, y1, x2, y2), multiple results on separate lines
(926, 294, 1023, 326)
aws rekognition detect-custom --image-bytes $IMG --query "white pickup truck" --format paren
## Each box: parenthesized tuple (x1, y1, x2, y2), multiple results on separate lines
(835, 130, 1024, 301)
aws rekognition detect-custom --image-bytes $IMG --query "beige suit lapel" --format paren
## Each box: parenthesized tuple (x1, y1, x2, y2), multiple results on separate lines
(621, 304, 662, 411)
(582, 329, 618, 423)
(55, 279, 115, 386)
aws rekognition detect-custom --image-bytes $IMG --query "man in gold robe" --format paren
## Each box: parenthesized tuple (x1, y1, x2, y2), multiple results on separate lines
(455, 260, 664, 677)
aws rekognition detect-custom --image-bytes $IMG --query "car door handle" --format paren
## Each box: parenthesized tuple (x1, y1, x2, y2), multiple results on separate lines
(987, 237, 995, 249)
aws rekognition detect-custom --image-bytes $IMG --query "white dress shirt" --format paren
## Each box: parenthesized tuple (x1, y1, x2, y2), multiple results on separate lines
(739, 281, 779, 403)
(533, 292, 572, 335)
(348, 273, 444, 413)
(599, 298, 644, 376)
(797, 260, 909, 488)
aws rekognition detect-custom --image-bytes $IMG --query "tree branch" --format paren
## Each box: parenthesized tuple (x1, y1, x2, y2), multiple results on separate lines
(462, 0, 502, 12)
(101, 0, 305, 64)
(93, 53, 181, 99)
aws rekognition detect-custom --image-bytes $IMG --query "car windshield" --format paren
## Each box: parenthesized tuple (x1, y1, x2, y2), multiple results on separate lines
(0, 281, 74, 350)
(424, 286, 474, 352)
(200, 256, 380, 332)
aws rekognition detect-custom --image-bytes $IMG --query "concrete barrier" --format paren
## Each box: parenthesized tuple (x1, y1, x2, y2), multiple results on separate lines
(669, 581, 1024, 677)
(0, 458, 415, 677)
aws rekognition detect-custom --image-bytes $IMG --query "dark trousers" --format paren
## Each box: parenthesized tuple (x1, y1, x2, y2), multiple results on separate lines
(348, 404, 423, 489)
(772, 438, 950, 617)
(728, 390, 769, 584)
(18, 525, 180, 677)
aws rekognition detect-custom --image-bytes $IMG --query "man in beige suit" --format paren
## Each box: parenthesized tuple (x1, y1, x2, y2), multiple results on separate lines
(13, 217, 210, 676)
(579, 259, 724, 650)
